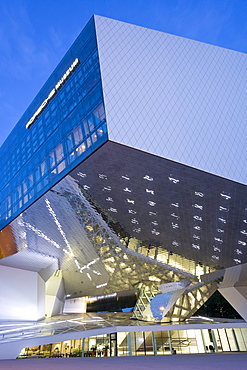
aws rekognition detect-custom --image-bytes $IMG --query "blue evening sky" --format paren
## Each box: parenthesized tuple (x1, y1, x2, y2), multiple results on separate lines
(0, 0, 246, 147)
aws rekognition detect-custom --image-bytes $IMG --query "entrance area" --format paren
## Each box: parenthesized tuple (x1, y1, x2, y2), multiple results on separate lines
(18, 327, 247, 358)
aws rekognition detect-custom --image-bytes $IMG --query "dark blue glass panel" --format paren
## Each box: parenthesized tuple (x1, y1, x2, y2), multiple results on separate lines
(0, 16, 108, 229)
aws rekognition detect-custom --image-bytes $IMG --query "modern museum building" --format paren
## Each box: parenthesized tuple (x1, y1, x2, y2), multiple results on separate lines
(0, 15, 247, 359)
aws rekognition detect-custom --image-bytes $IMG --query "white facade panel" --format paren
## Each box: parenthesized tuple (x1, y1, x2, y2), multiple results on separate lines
(95, 16, 246, 184)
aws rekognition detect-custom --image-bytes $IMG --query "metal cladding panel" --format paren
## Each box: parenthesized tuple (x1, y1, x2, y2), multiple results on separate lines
(70, 141, 247, 270)
(95, 15, 247, 184)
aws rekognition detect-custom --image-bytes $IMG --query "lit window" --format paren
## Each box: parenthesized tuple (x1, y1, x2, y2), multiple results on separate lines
(76, 142, 87, 155)
(195, 191, 204, 197)
(218, 218, 226, 224)
(219, 206, 228, 212)
(193, 215, 202, 221)
(238, 240, 246, 246)
(77, 172, 86, 178)
(73, 126, 83, 145)
(143, 175, 153, 181)
(99, 174, 107, 179)
(192, 244, 200, 250)
(55, 144, 64, 162)
(168, 176, 179, 183)
(133, 228, 141, 233)
(220, 193, 231, 200)
(151, 229, 160, 235)
(131, 218, 139, 224)
(123, 187, 132, 192)
(193, 204, 203, 210)
(212, 255, 219, 260)
(57, 161, 66, 174)
(103, 186, 111, 191)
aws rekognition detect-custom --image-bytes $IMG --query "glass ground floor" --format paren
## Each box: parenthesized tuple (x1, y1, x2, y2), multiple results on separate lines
(19, 327, 247, 358)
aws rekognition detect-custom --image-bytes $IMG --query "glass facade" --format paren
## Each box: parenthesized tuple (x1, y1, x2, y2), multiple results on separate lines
(19, 327, 247, 358)
(0, 16, 108, 230)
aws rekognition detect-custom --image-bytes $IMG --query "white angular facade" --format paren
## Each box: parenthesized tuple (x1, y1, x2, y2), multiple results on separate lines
(95, 15, 246, 184)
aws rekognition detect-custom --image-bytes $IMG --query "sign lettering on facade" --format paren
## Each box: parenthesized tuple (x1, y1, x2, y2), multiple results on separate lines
(26, 58, 80, 129)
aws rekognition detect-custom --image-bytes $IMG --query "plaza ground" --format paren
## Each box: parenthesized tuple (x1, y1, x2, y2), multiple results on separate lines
(0, 352, 247, 370)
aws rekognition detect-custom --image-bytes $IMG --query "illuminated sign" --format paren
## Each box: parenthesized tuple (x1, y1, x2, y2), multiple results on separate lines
(26, 58, 80, 129)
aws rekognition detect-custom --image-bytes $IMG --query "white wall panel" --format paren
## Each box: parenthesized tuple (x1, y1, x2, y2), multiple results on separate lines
(95, 16, 246, 184)
(0, 265, 45, 321)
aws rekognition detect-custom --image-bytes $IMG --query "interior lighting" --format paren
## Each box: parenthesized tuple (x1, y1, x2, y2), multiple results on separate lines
(108, 207, 117, 213)
(149, 211, 157, 216)
(220, 193, 231, 200)
(172, 223, 179, 229)
(128, 209, 137, 214)
(143, 175, 153, 181)
(148, 201, 156, 206)
(195, 192, 204, 197)
(146, 189, 154, 195)
(123, 187, 132, 192)
(219, 206, 228, 212)
(133, 228, 141, 233)
(238, 240, 246, 246)
(77, 172, 86, 178)
(127, 199, 135, 204)
(171, 213, 179, 219)
(233, 259, 241, 264)
(193, 235, 200, 240)
(212, 255, 219, 260)
(240, 230, 247, 235)
(235, 249, 243, 255)
(121, 175, 130, 180)
(217, 229, 224, 233)
(168, 177, 179, 183)
(192, 244, 200, 250)
(159, 306, 165, 311)
(106, 197, 113, 202)
(218, 218, 226, 223)
(214, 237, 223, 243)
(193, 204, 203, 210)
(103, 186, 111, 191)
(131, 218, 139, 224)
(194, 226, 201, 230)
(99, 174, 107, 179)
(171, 203, 179, 207)
(96, 283, 108, 288)
(213, 246, 221, 252)
(149, 276, 161, 282)
(193, 216, 202, 221)
(151, 229, 160, 235)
